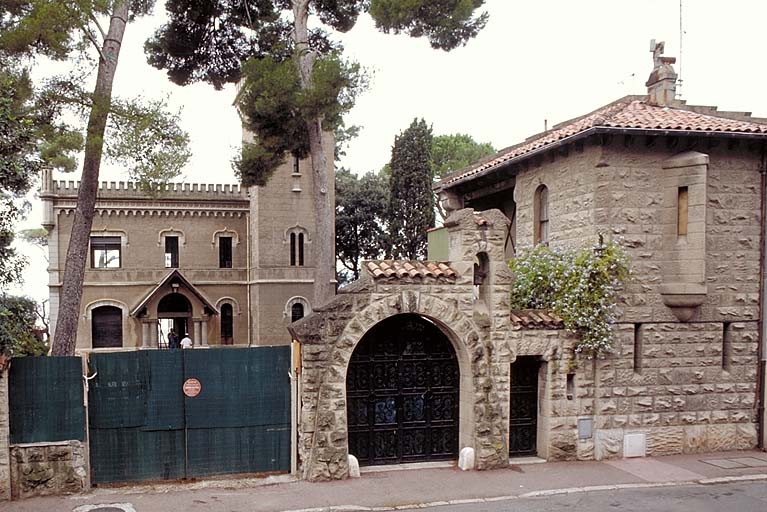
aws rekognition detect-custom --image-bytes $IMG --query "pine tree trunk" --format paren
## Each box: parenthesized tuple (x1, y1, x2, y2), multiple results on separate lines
(293, 0, 336, 308)
(51, 2, 129, 355)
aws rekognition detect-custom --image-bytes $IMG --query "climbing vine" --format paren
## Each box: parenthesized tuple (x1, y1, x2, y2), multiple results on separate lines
(509, 235, 630, 356)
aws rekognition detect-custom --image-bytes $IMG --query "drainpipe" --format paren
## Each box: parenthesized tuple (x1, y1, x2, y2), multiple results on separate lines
(758, 151, 767, 451)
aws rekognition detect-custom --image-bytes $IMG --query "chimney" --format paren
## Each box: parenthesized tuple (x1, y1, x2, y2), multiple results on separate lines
(646, 40, 678, 107)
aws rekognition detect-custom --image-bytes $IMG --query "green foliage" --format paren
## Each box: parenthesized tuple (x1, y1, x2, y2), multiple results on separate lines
(234, 53, 366, 186)
(106, 97, 191, 193)
(509, 236, 630, 356)
(0, 57, 82, 289)
(431, 133, 494, 179)
(145, 0, 341, 89)
(18, 227, 48, 247)
(336, 168, 389, 283)
(0, 294, 48, 356)
(388, 118, 434, 259)
(369, 0, 489, 50)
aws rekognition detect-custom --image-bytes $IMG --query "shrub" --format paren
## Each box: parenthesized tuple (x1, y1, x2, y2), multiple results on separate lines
(509, 235, 630, 356)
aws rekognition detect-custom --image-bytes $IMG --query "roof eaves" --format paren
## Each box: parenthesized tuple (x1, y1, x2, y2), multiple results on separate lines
(440, 124, 767, 191)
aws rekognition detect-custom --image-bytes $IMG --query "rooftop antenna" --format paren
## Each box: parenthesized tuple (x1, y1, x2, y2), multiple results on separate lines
(677, 0, 684, 99)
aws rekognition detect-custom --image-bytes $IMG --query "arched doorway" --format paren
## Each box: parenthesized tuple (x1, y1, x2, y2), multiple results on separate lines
(92, 305, 123, 348)
(158, 293, 192, 348)
(346, 314, 459, 466)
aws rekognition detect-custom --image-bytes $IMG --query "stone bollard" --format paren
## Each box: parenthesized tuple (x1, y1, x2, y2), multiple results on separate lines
(458, 447, 475, 471)
(348, 454, 360, 478)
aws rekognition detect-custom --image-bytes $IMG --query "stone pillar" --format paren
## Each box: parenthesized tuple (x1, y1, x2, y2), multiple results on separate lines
(141, 321, 150, 349)
(149, 320, 158, 348)
(200, 319, 209, 347)
(0, 369, 11, 501)
(193, 320, 201, 347)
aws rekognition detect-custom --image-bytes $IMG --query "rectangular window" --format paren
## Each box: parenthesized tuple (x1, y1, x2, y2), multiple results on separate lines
(219, 236, 233, 268)
(91, 237, 121, 268)
(290, 233, 296, 266)
(165, 236, 179, 268)
(677, 186, 689, 236)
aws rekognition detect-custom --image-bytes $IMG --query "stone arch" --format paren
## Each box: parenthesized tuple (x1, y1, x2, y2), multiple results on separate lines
(216, 296, 241, 316)
(302, 290, 493, 480)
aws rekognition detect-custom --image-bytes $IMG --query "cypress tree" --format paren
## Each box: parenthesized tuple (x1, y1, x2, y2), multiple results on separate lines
(388, 118, 434, 260)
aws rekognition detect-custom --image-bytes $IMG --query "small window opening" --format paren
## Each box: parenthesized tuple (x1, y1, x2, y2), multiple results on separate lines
(165, 236, 179, 268)
(298, 233, 305, 266)
(219, 236, 233, 268)
(291, 302, 305, 323)
(633, 323, 643, 374)
(722, 322, 732, 371)
(290, 233, 296, 266)
(677, 186, 689, 237)
(566, 373, 575, 400)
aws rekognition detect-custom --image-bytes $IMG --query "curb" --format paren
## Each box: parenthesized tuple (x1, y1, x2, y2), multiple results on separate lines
(282, 474, 767, 512)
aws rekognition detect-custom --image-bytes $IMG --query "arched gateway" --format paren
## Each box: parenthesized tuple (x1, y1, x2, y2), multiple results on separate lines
(346, 314, 459, 466)
(289, 209, 514, 481)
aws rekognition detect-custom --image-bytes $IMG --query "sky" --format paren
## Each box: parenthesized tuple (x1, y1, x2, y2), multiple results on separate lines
(9, 0, 767, 304)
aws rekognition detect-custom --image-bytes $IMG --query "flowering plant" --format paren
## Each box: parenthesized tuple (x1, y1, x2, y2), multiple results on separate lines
(509, 235, 630, 356)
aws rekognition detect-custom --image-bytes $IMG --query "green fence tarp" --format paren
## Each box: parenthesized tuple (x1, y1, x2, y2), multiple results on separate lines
(88, 347, 291, 484)
(9, 356, 85, 444)
(89, 427, 185, 483)
(184, 347, 290, 429)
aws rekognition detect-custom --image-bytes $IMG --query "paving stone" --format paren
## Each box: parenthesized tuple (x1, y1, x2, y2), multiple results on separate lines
(729, 457, 767, 468)
(701, 458, 746, 469)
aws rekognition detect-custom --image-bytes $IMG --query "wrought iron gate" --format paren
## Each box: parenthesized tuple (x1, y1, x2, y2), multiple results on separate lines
(509, 356, 539, 456)
(346, 314, 459, 466)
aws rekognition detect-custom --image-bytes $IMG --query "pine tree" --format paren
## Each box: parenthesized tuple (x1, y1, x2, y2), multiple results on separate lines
(147, 0, 489, 306)
(388, 119, 434, 260)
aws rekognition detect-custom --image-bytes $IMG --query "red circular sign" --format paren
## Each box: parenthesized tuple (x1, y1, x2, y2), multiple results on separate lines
(183, 378, 202, 398)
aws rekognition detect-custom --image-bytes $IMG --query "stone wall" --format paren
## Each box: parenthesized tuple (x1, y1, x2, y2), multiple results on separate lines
(508, 140, 761, 458)
(0, 369, 11, 501)
(9, 441, 88, 499)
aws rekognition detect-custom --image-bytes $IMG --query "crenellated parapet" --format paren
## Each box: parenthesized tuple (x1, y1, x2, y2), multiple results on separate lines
(42, 179, 249, 200)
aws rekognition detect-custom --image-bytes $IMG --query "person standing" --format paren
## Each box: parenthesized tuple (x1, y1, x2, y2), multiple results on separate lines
(180, 333, 193, 349)
(168, 328, 179, 349)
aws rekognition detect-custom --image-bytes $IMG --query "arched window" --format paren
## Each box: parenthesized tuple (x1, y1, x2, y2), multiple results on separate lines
(220, 303, 233, 345)
(286, 296, 310, 324)
(534, 184, 549, 245)
(92, 306, 122, 348)
(291, 302, 305, 323)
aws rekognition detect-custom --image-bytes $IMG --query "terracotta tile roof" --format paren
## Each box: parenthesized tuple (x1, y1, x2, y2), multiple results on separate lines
(365, 260, 457, 281)
(510, 309, 565, 329)
(441, 97, 767, 188)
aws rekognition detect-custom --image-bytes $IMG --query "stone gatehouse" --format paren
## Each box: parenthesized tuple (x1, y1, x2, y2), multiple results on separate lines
(291, 206, 759, 481)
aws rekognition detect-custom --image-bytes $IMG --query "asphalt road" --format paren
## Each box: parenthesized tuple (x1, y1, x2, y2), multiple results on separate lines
(396, 482, 767, 512)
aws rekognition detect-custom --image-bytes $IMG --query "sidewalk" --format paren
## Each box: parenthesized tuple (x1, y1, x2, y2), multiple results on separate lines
(6, 450, 767, 512)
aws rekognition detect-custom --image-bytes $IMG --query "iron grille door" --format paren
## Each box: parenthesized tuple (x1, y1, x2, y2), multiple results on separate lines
(509, 356, 539, 456)
(347, 314, 459, 466)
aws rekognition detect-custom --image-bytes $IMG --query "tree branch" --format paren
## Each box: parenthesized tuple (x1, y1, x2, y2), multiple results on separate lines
(89, 12, 107, 40)
(80, 23, 108, 62)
